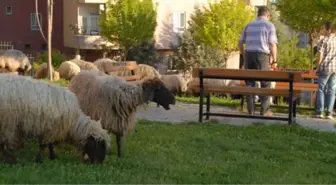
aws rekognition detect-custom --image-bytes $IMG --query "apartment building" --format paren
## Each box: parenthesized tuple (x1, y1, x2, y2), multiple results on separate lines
(0, 0, 275, 61)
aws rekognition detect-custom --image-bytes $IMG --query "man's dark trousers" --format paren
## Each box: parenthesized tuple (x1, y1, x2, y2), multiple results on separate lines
(244, 51, 271, 115)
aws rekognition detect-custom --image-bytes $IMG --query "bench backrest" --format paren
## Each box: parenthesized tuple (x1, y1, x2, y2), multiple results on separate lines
(106, 61, 140, 81)
(192, 68, 302, 82)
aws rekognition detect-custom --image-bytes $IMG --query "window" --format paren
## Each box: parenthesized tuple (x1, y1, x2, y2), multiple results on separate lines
(173, 12, 186, 33)
(80, 13, 100, 35)
(30, 13, 42, 31)
(5, 6, 12, 15)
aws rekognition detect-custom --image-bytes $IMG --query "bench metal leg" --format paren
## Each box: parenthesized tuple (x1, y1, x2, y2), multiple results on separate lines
(240, 95, 244, 111)
(206, 94, 210, 120)
(293, 98, 297, 118)
(199, 91, 204, 123)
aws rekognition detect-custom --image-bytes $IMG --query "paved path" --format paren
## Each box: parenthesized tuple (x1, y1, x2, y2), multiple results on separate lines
(136, 102, 336, 133)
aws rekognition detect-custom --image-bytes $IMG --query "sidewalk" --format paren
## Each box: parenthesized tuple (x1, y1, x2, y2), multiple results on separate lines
(136, 102, 336, 133)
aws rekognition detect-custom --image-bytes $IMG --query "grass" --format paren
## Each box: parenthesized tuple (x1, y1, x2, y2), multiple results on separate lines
(1, 120, 336, 184)
(43, 79, 70, 87)
(176, 95, 316, 116)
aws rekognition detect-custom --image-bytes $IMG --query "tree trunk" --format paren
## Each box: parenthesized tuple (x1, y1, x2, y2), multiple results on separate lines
(123, 47, 129, 61)
(310, 35, 314, 70)
(35, 0, 47, 42)
(47, 0, 53, 81)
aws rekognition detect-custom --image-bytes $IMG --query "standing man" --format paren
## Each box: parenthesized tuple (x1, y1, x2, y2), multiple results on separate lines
(238, 6, 278, 116)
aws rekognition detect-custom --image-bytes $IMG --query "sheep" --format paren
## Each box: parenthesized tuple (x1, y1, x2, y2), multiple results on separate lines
(111, 64, 161, 79)
(185, 78, 228, 97)
(0, 49, 32, 75)
(69, 58, 100, 72)
(34, 63, 60, 80)
(0, 74, 111, 164)
(93, 58, 117, 73)
(68, 71, 175, 158)
(58, 61, 81, 80)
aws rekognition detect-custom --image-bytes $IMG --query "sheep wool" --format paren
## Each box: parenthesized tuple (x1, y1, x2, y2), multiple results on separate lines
(161, 74, 187, 95)
(0, 74, 111, 151)
(68, 71, 141, 137)
(58, 61, 81, 80)
(70, 59, 99, 72)
(0, 49, 31, 73)
(34, 63, 60, 80)
(93, 58, 117, 73)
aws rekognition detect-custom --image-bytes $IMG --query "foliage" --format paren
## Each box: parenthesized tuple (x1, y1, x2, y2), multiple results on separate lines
(126, 40, 159, 66)
(0, 120, 336, 183)
(268, 4, 312, 70)
(35, 49, 67, 69)
(276, 0, 333, 44)
(316, 0, 336, 18)
(170, 30, 226, 72)
(189, 0, 255, 59)
(99, 0, 157, 60)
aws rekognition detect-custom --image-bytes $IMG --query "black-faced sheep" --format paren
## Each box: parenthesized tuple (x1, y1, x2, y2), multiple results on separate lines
(0, 74, 111, 164)
(0, 49, 32, 75)
(68, 71, 175, 158)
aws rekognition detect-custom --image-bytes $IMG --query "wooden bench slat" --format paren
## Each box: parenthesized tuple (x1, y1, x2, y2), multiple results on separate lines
(192, 85, 301, 97)
(192, 68, 302, 82)
(238, 81, 318, 91)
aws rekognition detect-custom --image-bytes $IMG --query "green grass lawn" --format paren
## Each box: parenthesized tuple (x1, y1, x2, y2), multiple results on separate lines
(176, 95, 316, 116)
(1, 120, 336, 184)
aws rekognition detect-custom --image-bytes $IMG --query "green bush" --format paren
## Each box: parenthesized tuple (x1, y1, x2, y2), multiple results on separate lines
(127, 40, 159, 66)
(170, 30, 226, 72)
(35, 49, 67, 69)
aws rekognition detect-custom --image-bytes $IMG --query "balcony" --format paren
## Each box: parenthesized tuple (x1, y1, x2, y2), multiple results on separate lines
(78, 0, 106, 4)
(72, 34, 118, 50)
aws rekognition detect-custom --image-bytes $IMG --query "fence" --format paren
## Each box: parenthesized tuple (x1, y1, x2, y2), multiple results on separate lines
(0, 41, 14, 51)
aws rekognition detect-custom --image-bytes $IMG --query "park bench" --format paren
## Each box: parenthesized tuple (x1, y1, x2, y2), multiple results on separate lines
(238, 69, 318, 109)
(105, 61, 141, 81)
(191, 68, 302, 124)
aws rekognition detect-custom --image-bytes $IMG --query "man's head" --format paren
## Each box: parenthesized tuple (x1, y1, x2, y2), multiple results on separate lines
(323, 21, 335, 35)
(257, 6, 271, 20)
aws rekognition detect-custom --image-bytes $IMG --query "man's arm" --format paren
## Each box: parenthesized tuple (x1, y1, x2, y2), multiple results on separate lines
(269, 24, 278, 64)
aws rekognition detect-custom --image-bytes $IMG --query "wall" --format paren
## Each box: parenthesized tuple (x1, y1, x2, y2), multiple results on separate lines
(0, 0, 64, 53)
(154, 0, 208, 50)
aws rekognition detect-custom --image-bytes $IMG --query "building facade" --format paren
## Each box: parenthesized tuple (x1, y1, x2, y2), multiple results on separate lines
(0, 0, 278, 62)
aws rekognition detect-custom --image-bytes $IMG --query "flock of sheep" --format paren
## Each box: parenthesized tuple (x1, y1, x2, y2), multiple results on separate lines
(0, 49, 198, 164)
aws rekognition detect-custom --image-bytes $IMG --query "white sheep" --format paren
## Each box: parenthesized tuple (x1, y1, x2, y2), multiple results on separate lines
(69, 58, 100, 72)
(68, 71, 175, 158)
(58, 61, 81, 80)
(0, 49, 32, 75)
(185, 78, 228, 97)
(93, 58, 117, 73)
(0, 74, 111, 164)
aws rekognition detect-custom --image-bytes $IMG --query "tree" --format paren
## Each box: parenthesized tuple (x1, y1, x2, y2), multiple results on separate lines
(99, 0, 157, 61)
(317, 0, 336, 17)
(276, 0, 333, 69)
(171, 30, 226, 72)
(188, 0, 255, 61)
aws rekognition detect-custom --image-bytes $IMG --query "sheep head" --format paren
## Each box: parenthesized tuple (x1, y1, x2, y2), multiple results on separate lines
(141, 77, 176, 110)
(83, 136, 107, 164)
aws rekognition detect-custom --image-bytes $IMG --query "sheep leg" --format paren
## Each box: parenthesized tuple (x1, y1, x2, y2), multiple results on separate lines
(35, 138, 46, 163)
(48, 143, 56, 160)
(2, 145, 17, 164)
(116, 134, 122, 158)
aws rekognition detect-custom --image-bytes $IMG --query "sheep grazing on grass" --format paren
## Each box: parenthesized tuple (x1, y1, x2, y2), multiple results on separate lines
(68, 71, 175, 158)
(93, 58, 117, 73)
(58, 61, 81, 80)
(34, 63, 60, 80)
(0, 74, 111, 164)
(0, 49, 31, 75)
(70, 59, 100, 72)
